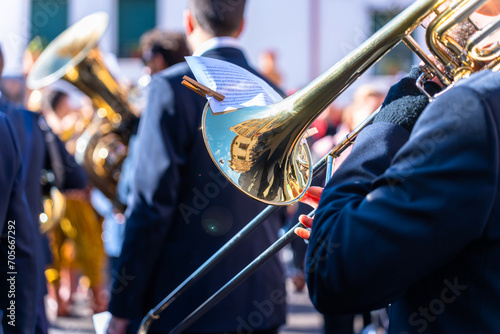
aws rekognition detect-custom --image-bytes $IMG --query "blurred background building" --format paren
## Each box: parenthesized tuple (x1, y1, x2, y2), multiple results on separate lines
(1, 0, 425, 105)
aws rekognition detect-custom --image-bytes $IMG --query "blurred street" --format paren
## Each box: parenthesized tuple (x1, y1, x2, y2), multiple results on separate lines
(48, 279, 323, 334)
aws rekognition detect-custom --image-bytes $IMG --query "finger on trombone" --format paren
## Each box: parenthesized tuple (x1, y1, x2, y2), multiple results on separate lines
(298, 214, 314, 229)
(299, 186, 323, 208)
(294, 226, 311, 240)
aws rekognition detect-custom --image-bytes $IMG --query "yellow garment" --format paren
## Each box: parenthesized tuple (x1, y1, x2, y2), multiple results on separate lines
(46, 198, 105, 287)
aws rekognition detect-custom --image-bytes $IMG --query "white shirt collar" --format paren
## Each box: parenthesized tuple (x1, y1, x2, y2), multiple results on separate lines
(192, 37, 243, 56)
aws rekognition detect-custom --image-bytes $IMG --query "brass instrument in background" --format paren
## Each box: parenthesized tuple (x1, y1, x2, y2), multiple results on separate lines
(139, 0, 500, 332)
(39, 186, 66, 234)
(27, 12, 137, 211)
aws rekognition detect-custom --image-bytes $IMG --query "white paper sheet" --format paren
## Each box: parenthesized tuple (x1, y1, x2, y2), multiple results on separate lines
(185, 56, 283, 114)
(92, 311, 111, 334)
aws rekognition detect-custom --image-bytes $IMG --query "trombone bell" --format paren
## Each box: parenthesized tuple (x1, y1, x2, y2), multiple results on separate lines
(203, 103, 313, 205)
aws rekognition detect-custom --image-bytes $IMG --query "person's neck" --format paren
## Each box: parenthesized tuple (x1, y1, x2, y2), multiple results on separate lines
(188, 27, 240, 54)
(188, 30, 215, 54)
(191, 36, 242, 57)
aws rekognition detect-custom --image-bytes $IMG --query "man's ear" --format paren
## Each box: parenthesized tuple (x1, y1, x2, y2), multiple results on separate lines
(184, 9, 195, 35)
(234, 18, 245, 37)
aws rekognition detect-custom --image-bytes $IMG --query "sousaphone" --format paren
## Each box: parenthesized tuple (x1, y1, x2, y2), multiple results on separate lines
(27, 12, 138, 211)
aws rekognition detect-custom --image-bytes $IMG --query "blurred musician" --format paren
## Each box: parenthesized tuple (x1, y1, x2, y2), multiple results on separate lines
(0, 113, 37, 334)
(0, 45, 87, 333)
(42, 89, 107, 316)
(107, 1, 287, 333)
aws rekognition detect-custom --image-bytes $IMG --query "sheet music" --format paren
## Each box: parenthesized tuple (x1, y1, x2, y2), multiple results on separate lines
(186, 56, 283, 114)
(92, 311, 111, 334)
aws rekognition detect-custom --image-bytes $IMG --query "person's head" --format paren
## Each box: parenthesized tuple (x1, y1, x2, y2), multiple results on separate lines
(344, 84, 386, 131)
(47, 90, 71, 119)
(184, 0, 246, 51)
(259, 50, 278, 71)
(140, 30, 189, 74)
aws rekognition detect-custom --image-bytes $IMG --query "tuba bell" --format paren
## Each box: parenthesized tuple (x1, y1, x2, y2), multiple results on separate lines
(27, 12, 137, 211)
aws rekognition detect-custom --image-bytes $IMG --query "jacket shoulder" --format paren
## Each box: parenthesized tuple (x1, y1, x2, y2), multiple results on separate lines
(156, 62, 192, 85)
(0, 113, 20, 152)
(455, 70, 500, 97)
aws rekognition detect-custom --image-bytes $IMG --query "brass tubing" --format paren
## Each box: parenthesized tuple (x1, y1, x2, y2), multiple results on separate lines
(285, 0, 446, 148)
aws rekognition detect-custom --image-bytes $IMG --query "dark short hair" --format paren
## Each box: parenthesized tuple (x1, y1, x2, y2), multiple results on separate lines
(140, 30, 190, 66)
(47, 90, 68, 111)
(188, 0, 246, 36)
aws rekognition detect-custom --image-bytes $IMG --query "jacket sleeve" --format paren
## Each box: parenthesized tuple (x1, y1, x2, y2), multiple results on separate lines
(0, 115, 37, 333)
(109, 75, 193, 318)
(305, 86, 497, 314)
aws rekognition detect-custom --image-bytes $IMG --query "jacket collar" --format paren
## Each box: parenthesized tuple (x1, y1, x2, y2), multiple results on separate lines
(192, 37, 243, 56)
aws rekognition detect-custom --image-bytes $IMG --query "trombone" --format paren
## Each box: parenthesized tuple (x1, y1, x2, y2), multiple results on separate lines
(138, 114, 370, 333)
(139, 0, 500, 332)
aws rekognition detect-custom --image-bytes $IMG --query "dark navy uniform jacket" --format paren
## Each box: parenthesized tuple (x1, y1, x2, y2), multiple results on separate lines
(0, 99, 87, 334)
(306, 70, 500, 333)
(0, 113, 37, 334)
(0, 99, 87, 226)
(109, 47, 286, 332)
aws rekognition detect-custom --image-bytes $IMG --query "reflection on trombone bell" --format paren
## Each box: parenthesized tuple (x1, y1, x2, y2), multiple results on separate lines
(227, 112, 311, 202)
